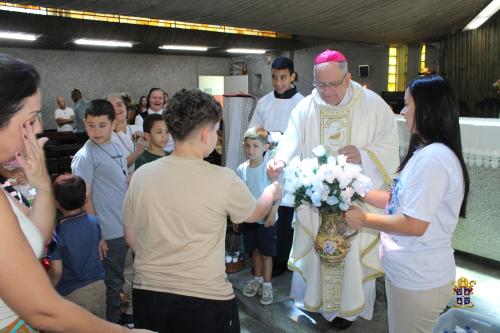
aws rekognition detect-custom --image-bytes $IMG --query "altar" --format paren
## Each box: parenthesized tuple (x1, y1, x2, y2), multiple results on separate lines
(396, 115, 500, 262)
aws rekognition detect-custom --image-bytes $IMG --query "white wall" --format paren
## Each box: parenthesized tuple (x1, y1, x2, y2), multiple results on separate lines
(0, 47, 231, 129)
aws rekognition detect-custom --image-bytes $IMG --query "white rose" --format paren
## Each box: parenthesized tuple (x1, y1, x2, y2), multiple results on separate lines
(312, 145, 327, 157)
(337, 154, 348, 166)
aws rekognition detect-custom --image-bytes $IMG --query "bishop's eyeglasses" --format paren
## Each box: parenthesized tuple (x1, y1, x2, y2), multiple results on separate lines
(313, 72, 347, 90)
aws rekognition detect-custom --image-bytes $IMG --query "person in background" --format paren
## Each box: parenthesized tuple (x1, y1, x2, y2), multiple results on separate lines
(249, 56, 304, 277)
(54, 96, 74, 132)
(135, 88, 175, 153)
(121, 93, 137, 125)
(123, 89, 281, 333)
(345, 75, 469, 333)
(136, 95, 148, 120)
(107, 93, 146, 177)
(71, 88, 89, 133)
(134, 88, 165, 129)
(0, 52, 152, 332)
(135, 114, 170, 170)
(71, 88, 89, 143)
(48, 174, 106, 319)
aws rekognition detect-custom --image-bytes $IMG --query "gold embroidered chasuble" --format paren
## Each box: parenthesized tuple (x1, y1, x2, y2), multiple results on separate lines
(275, 80, 400, 319)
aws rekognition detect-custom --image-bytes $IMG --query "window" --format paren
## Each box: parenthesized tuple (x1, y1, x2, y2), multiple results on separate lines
(387, 45, 408, 92)
(420, 44, 427, 73)
(387, 47, 398, 92)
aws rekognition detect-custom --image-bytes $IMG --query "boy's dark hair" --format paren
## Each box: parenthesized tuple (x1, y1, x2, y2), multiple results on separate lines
(84, 99, 115, 121)
(143, 113, 166, 133)
(53, 174, 86, 210)
(272, 57, 298, 81)
(165, 89, 222, 141)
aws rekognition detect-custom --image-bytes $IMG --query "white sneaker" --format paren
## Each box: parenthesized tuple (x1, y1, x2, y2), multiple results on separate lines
(260, 284, 273, 305)
(243, 279, 261, 297)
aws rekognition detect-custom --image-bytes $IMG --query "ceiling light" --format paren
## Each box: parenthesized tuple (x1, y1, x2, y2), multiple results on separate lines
(0, 31, 38, 41)
(159, 45, 208, 51)
(0, 5, 46, 15)
(74, 38, 133, 48)
(463, 0, 500, 30)
(227, 48, 266, 54)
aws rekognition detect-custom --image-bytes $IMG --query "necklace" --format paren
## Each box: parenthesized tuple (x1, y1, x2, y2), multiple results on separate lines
(92, 141, 127, 176)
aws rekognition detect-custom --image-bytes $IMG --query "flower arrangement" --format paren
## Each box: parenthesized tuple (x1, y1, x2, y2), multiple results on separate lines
(282, 145, 373, 214)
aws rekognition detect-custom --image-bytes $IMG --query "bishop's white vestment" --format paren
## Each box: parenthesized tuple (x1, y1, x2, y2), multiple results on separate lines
(275, 81, 400, 321)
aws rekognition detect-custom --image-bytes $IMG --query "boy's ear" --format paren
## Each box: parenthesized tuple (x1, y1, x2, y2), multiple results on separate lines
(144, 132, 151, 141)
(200, 126, 209, 144)
(264, 143, 271, 151)
(290, 72, 297, 82)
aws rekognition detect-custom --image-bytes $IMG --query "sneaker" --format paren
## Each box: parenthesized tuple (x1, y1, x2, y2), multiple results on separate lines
(243, 279, 261, 297)
(260, 285, 273, 305)
(119, 313, 134, 328)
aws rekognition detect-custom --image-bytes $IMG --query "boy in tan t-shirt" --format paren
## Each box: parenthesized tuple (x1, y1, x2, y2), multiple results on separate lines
(123, 89, 281, 333)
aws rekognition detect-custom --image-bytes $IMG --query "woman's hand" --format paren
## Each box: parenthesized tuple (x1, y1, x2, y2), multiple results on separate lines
(9, 168, 28, 186)
(345, 205, 366, 230)
(16, 121, 51, 192)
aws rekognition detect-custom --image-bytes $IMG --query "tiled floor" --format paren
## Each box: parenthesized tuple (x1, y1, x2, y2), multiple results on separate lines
(234, 251, 500, 333)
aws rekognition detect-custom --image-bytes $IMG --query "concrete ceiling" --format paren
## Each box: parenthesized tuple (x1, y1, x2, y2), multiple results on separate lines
(0, 0, 492, 54)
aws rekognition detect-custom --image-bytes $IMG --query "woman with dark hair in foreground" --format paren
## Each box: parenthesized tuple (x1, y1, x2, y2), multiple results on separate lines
(346, 75, 469, 333)
(0, 52, 153, 332)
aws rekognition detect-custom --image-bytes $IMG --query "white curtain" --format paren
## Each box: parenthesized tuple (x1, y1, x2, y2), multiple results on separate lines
(222, 95, 256, 172)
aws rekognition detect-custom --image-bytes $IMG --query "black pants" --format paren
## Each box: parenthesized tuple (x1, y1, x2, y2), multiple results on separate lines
(274, 206, 295, 266)
(103, 237, 128, 323)
(133, 289, 240, 333)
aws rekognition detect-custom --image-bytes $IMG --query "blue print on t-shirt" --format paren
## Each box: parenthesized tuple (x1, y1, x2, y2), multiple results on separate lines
(385, 177, 402, 215)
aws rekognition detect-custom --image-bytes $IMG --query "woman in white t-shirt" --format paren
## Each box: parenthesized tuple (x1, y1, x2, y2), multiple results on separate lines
(345, 75, 470, 333)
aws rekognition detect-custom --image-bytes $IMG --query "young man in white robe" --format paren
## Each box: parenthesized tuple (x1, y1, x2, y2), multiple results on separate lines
(268, 50, 400, 329)
(249, 57, 304, 276)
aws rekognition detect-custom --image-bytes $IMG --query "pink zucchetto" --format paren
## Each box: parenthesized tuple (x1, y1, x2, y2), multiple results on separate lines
(314, 49, 347, 65)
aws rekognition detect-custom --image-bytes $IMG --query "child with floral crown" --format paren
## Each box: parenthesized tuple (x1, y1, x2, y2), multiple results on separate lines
(237, 126, 279, 305)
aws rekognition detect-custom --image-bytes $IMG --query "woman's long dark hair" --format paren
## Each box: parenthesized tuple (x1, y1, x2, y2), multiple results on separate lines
(0, 53, 40, 128)
(399, 75, 469, 217)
